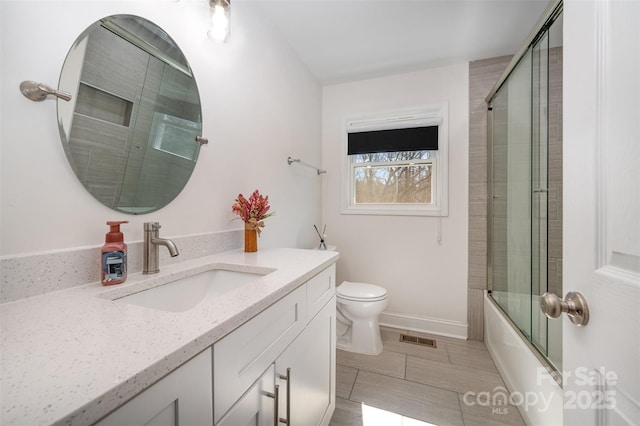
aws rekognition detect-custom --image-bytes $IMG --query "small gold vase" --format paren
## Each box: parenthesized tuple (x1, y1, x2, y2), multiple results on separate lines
(244, 225, 258, 252)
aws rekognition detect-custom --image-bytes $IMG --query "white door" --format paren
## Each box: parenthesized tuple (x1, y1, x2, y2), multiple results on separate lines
(563, 0, 640, 424)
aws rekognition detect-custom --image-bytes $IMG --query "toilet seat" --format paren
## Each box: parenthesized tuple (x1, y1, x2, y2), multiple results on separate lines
(337, 281, 387, 302)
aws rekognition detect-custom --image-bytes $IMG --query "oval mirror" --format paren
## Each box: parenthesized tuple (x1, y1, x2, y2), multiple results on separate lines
(57, 15, 203, 214)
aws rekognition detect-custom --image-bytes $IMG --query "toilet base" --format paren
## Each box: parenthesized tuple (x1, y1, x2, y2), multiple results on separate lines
(336, 319, 383, 355)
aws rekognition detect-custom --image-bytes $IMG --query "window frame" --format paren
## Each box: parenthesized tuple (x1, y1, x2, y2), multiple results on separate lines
(341, 104, 449, 217)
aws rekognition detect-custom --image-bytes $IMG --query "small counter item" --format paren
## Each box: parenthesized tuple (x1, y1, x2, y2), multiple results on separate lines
(101, 221, 128, 286)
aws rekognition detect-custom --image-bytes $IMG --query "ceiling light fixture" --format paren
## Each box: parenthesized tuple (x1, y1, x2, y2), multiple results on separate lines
(208, 0, 230, 43)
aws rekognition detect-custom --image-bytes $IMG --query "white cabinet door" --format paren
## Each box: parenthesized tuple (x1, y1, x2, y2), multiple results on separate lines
(96, 348, 213, 426)
(217, 365, 275, 426)
(276, 297, 336, 426)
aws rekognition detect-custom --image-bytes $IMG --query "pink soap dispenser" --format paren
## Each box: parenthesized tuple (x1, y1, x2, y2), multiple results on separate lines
(101, 221, 128, 286)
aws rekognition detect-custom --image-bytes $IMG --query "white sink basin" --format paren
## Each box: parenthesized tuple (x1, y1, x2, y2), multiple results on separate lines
(117, 269, 267, 312)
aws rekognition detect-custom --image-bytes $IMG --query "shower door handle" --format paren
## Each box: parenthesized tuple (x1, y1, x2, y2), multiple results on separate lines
(540, 292, 590, 327)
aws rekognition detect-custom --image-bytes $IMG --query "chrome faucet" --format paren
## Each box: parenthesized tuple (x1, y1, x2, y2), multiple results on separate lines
(143, 222, 179, 274)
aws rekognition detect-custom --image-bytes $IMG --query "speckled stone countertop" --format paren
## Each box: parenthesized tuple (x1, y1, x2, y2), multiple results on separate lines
(0, 248, 339, 426)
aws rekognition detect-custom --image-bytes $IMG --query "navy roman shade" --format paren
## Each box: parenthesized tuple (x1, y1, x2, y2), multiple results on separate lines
(347, 126, 438, 155)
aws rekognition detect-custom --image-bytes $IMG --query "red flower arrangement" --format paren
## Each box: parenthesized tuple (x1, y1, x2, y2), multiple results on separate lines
(232, 190, 274, 236)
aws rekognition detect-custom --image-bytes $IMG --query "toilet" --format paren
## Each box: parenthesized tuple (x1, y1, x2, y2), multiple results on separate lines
(336, 281, 388, 355)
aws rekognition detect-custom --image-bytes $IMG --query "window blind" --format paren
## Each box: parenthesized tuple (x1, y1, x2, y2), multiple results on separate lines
(347, 126, 438, 155)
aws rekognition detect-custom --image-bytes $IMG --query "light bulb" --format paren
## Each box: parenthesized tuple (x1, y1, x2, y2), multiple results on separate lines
(208, 3, 230, 42)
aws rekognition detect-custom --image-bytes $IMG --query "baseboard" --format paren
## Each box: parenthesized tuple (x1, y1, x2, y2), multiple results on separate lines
(379, 312, 468, 340)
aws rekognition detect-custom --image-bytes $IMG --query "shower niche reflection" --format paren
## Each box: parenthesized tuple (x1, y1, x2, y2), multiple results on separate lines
(58, 15, 203, 214)
(488, 10, 563, 371)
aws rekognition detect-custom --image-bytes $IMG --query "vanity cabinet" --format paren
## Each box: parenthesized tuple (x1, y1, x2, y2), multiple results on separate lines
(214, 264, 336, 425)
(96, 263, 336, 426)
(96, 348, 213, 426)
(275, 297, 336, 426)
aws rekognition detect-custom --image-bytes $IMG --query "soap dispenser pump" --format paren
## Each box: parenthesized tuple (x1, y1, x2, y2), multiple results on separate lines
(101, 221, 129, 286)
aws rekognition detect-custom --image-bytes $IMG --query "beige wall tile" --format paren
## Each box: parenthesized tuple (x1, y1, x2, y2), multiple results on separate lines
(467, 288, 485, 340)
(468, 56, 512, 340)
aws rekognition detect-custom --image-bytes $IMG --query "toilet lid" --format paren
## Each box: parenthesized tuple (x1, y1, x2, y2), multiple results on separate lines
(337, 281, 387, 302)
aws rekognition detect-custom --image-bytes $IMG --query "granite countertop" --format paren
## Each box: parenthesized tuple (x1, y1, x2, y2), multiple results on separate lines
(0, 248, 339, 426)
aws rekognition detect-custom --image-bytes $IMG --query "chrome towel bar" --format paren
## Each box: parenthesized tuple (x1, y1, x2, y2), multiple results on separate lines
(287, 156, 326, 175)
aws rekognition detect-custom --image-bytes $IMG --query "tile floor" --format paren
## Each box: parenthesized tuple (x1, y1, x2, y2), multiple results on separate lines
(329, 327, 526, 426)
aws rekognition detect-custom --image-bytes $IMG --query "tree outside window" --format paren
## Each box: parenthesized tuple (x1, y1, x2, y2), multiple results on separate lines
(352, 151, 434, 204)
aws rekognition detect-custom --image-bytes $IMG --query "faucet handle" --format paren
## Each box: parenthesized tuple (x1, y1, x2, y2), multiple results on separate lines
(144, 222, 161, 231)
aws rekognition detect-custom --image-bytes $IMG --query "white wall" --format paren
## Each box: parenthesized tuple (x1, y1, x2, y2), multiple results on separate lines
(0, 0, 322, 256)
(322, 64, 469, 338)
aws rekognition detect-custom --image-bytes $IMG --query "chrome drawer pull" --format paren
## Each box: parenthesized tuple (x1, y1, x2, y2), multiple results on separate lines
(278, 368, 291, 424)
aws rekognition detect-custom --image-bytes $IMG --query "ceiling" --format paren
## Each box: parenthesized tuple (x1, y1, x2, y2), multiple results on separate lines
(251, 0, 551, 84)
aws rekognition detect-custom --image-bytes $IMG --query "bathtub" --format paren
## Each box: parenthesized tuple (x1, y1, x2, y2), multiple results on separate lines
(484, 292, 564, 425)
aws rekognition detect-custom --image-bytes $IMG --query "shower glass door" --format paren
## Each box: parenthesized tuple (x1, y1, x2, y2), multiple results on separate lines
(489, 10, 563, 372)
(531, 26, 550, 360)
(489, 53, 532, 340)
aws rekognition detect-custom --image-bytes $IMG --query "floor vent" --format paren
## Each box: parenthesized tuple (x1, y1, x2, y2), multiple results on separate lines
(399, 334, 437, 348)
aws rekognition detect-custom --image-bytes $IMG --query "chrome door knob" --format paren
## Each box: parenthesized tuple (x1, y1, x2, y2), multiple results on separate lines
(540, 292, 590, 327)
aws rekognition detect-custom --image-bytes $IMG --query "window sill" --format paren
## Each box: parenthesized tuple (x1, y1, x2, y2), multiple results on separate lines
(340, 205, 448, 217)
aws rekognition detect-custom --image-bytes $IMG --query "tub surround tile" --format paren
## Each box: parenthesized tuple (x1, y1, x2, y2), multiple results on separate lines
(468, 217, 488, 244)
(469, 181, 488, 203)
(0, 248, 338, 426)
(468, 56, 513, 341)
(468, 255, 488, 290)
(467, 288, 485, 340)
(469, 200, 489, 219)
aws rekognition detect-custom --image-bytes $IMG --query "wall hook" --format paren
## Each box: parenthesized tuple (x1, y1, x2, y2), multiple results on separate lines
(20, 81, 72, 102)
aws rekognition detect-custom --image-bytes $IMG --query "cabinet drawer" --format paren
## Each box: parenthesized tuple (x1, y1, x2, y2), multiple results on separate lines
(213, 285, 307, 423)
(306, 264, 336, 321)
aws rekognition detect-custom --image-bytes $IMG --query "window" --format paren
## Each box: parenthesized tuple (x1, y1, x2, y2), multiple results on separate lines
(352, 150, 434, 204)
(341, 104, 448, 216)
